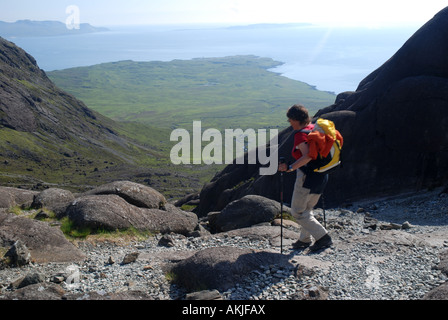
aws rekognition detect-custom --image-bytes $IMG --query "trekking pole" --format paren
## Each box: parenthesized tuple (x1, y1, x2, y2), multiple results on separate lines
(322, 193, 327, 229)
(279, 157, 286, 255)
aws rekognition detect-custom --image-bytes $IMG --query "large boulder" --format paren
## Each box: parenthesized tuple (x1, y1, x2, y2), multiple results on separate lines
(0, 283, 155, 300)
(314, 7, 448, 205)
(65, 195, 137, 231)
(0, 187, 39, 209)
(0, 212, 85, 263)
(81, 181, 167, 210)
(169, 246, 291, 292)
(423, 282, 448, 300)
(436, 249, 448, 276)
(213, 195, 285, 232)
(424, 249, 448, 300)
(0, 283, 67, 300)
(143, 204, 198, 236)
(197, 7, 448, 213)
(31, 188, 75, 217)
(65, 195, 197, 235)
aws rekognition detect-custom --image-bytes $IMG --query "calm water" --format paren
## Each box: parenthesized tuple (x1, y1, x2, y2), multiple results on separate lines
(6, 24, 420, 93)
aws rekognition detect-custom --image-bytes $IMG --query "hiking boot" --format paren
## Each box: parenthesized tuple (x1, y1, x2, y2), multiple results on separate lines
(309, 234, 333, 252)
(291, 240, 311, 250)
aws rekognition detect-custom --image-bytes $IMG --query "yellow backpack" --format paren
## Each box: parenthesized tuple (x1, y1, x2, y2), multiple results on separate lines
(301, 118, 343, 173)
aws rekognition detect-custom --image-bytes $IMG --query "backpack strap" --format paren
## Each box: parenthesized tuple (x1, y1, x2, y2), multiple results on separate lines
(294, 129, 311, 150)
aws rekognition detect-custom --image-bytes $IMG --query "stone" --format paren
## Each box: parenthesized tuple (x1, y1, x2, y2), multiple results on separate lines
(436, 249, 448, 276)
(122, 252, 139, 265)
(214, 195, 283, 232)
(107, 256, 115, 265)
(4, 240, 31, 267)
(158, 234, 175, 247)
(402, 221, 413, 230)
(0, 211, 85, 263)
(1, 283, 67, 300)
(0, 187, 39, 209)
(272, 218, 299, 228)
(66, 195, 136, 231)
(170, 246, 292, 292)
(423, 281, 448, 300)
(9, 272, 45, 289)
(65, 195, 198, 235)
(380, 223, 402, 230)
(81, 181, 167, 210)
(31, 188, 75, 217)
(185, 289, 223, 300)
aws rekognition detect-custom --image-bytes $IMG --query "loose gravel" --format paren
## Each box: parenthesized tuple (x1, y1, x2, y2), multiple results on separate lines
(1, 188, 447, 300)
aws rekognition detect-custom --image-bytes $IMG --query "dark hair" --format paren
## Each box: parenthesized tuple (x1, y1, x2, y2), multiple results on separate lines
(287, 104, 310, 125)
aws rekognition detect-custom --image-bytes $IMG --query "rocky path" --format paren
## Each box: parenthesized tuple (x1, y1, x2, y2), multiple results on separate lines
(1, 188, 447, 300)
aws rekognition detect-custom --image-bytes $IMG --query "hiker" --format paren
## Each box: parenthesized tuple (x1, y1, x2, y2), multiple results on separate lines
(278, 104, 333, 252)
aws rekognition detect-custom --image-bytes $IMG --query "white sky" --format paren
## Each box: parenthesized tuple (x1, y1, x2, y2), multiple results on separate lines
(0, 0, 447, 27)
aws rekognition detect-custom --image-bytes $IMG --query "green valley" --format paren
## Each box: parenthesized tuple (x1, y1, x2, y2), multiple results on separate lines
(48, 55, 336, 131)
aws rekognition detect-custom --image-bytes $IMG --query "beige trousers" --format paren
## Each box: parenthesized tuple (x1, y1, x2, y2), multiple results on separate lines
(291, 170, 328, 243)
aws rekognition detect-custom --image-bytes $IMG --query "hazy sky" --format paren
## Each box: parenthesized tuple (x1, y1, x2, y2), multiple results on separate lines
(1, 0, 447, 27)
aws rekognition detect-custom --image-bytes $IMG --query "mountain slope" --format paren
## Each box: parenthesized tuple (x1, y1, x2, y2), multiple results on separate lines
(0, 36, 165, 191)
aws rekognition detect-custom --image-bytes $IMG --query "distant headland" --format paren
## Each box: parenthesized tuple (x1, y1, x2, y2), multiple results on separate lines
(0, 20, 109, 37)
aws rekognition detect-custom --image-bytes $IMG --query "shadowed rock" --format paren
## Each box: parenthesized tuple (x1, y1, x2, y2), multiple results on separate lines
(170, 246, 291, 292)
(65, 194, 197, 235)
(0, 211, 85, 263)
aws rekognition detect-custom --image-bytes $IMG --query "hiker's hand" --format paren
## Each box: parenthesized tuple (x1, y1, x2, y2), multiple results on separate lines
(278, 163, 288, 172)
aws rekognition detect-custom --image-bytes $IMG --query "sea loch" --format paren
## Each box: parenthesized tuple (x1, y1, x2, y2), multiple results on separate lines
(6, 23, 419, 94)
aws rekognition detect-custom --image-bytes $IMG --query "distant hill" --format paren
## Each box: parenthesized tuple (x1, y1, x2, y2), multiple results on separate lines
(0, 20, 109, 37)
(226, 23, 313, 30)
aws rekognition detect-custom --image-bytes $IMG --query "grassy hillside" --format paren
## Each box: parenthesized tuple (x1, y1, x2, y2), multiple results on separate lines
(48, 56, 336, 131)
(0, 36, 212, 199)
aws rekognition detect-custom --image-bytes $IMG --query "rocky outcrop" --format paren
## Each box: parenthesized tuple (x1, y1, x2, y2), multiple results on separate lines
(1, 283, 154, 300)
(424, 249, 448, 300)
(0, 187, 38, 209)
(314, 6, 448, 205)
(0, 181, 199, 268)
(0, 36, 111, 138)
(197, 6, 448, 213)
(212, 195, 286, 232)
(80, 181, 167, 210)
(61, 181, 196, 235)
(31, 188, 75, 216)
(65, 195, 197, 235)
(2, 181, 198, 238)
(169, 246, 292, 292)
(0, 212, 85, 264)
